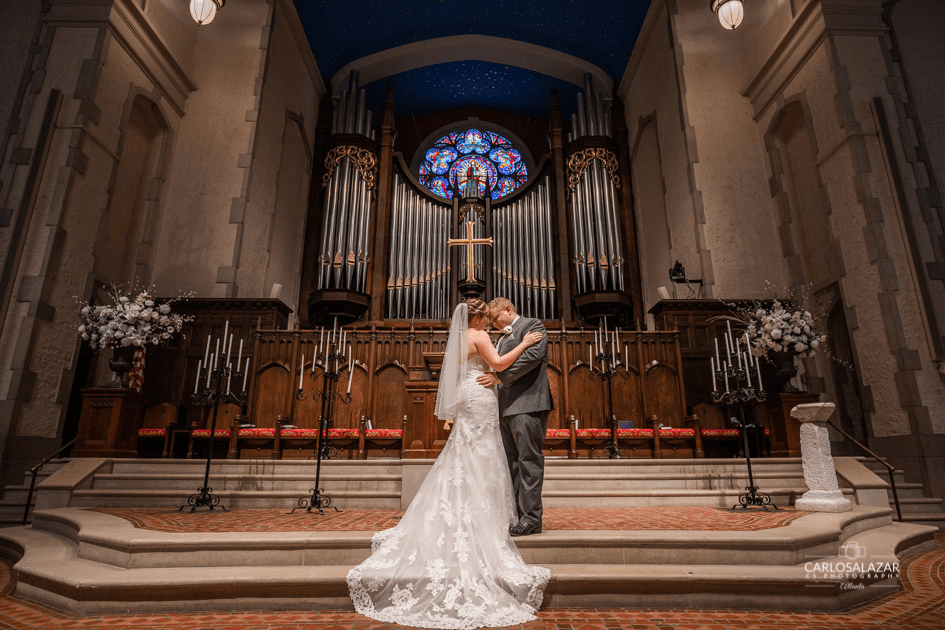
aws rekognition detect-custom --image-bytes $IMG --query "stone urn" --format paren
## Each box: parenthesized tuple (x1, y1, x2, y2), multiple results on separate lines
(105, 345, 137, 388)
(770, 350, 801, 393)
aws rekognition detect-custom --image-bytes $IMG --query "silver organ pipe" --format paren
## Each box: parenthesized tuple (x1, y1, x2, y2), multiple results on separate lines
(491, 177, 557, 320)
(568, 74, 624, 294)
(319, 70, 375, 293)
(386, 174, 451, 319)
(542, 182, 556, 311)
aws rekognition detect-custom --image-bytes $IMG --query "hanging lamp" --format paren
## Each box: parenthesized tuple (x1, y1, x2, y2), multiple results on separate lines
(190, 0, 225, 26)
(710, 0, 745, 30)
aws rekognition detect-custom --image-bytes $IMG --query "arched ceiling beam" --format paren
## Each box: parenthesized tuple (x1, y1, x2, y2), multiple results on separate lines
(330, 34, 612, 94)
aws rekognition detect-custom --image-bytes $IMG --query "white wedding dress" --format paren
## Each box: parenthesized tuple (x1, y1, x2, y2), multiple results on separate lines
(347, 356, 550, 629)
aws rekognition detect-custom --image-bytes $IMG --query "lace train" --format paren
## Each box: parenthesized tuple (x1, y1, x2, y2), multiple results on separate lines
(347, 358, 550, 629)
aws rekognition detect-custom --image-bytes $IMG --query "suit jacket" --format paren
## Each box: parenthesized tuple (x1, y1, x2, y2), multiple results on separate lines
(495, 316, 554, 417)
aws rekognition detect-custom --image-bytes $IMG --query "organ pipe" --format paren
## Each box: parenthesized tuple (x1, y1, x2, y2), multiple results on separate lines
(567, 74, 624, 294)
(386, 174, 451, 319)
(491, 177, 557, 320)
(318, 70, 376, 294)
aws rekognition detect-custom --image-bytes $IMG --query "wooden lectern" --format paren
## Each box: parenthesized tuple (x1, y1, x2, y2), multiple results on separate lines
(73, 388, 145, 457)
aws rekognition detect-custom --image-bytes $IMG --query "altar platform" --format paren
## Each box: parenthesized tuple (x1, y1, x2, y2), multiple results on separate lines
(0, 459, 939, 621)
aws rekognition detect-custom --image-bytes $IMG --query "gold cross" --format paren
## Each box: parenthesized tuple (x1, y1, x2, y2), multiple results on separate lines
(448, 221, 493, 282)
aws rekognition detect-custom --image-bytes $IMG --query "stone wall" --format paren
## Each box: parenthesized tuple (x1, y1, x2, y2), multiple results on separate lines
(0, 0, 323, 487)
(621, 0, 945, 498)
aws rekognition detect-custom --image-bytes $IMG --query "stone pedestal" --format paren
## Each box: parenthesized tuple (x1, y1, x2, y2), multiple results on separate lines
(792, 402, 852, 513)
(73, 388, 145, 458)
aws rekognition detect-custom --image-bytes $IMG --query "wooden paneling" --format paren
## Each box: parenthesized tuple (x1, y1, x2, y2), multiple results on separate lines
(255, 364, 292, 428)
(144, 299, 291, 429)
(233, 322, 685, 455)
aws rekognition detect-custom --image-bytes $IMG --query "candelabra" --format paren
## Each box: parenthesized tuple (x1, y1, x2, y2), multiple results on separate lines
(710, 323, 776, 511)
(291, 322, 352, 515)
(589, 319, 627, 459)
(182, 322, 248, 512)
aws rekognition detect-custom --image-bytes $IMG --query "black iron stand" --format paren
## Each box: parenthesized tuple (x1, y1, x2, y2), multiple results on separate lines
(598, 350, 620, 459)
(711, 348, 776, 511)
(291, 337, 351, 515)
(182, 357, 246, 513)
(591, 319, 625, 459)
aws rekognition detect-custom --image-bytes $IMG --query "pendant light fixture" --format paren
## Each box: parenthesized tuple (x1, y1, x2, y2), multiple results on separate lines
(710, 0, 745, 30)
(190, 0, 225, 26)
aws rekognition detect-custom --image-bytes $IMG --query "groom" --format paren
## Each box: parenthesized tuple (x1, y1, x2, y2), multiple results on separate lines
(477, 297, 553, 536)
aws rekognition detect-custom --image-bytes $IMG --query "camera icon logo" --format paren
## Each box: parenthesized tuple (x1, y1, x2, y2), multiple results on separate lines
(840, 541, 864, 560)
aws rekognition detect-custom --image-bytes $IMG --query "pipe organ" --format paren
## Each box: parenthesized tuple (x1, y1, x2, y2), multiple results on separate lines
(317, 71, 376, 293)
(566, 75, 626, 295)
(386, 173, 452, 320)
(305, 72, 641, 326)
(493, 176, 557, 320)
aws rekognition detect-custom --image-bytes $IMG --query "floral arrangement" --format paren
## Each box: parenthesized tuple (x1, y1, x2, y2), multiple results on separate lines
(78, 287, 192, 351)
(741, 299, 825, 358)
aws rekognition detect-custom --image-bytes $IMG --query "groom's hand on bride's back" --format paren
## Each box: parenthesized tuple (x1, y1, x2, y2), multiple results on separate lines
(477, 371, 500, 387)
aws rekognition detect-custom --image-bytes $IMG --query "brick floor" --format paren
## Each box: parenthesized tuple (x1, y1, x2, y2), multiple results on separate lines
(90, 506, 805, 533)
(0, 532, 941, 629)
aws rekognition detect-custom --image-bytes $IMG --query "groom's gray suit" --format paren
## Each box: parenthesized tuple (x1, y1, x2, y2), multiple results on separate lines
(495, 316, 554, 529)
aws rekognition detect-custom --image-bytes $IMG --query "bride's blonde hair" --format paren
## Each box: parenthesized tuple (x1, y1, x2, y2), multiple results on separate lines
(465, 298, 488, 323)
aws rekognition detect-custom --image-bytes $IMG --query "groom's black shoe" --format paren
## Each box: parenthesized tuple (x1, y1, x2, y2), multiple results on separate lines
(509, 521, 542, 536)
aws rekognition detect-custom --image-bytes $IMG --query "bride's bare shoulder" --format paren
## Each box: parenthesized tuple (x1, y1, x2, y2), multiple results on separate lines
(468, 328, 491, 342)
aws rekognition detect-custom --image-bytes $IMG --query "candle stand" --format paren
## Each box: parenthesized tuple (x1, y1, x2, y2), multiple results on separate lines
(588, 321, 627, 459)
(291, 338, 351, 515)
(595, 346, 622, 459)
(712, 362, 776, 511)
(181, 359, 246, 513)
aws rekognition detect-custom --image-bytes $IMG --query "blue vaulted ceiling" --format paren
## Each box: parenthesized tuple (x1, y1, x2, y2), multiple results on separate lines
(291, 1, 652, 119)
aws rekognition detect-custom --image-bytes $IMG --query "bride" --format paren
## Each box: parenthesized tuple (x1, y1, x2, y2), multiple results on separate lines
(347, 298, 551, 629)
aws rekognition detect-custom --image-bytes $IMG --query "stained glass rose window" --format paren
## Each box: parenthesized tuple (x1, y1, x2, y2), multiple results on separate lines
(418, 129, 527, 200)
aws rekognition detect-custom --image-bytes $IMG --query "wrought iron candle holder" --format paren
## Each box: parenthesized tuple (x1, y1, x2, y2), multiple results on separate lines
(291, 335, 352, 515)
(589, 321, 627, 459)
(711, 340, 776, 511)
(181, 354, 247, 513)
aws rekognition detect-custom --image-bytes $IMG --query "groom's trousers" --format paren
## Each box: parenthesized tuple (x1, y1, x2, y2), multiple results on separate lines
(500, 411, 550, 526)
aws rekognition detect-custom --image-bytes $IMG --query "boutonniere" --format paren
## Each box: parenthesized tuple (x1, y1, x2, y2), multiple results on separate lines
(502, 325, 513, 335)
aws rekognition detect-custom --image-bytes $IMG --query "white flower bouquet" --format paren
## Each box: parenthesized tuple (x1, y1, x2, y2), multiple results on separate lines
(743, 299, 824, 358)
(78, 288, 192, 351)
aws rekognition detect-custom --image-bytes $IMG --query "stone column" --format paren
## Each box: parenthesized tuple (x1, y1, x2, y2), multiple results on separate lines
(792, 402, 852, 512)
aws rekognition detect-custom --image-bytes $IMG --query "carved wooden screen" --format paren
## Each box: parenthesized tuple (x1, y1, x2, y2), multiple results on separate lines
(246, 324, 687, 447)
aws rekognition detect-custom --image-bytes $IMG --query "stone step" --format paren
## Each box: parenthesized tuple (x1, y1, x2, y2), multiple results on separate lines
(66, 483, 829, 510)
(883, 482, 931, 500)
(894, 497, 945, 514)
(897, 513, 945, 531)
(0, 464, 64, 526)
(89, 473, 402, 493)
(24, 506, 891, 569)
(0, 505, 28, 528)
(543, 487, 851, 509)
(108, 459, 404, 476)
(103, 458, 803, 474)
(67, 489, 403, 510)
(0, 506, 935, 615)
(543, 472, 806, 491)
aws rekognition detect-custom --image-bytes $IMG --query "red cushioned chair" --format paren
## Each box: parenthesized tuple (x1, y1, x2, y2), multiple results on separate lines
(188, 402, 240, 459)
(235, 425, 278, 459)
(137, 402, 178, 458)
(325, 427, 360, 459)
(543, 427, 573, 458)
(279, 427, 320, 459)
(657, 426, 697, 458)
(615, 427, 655, 458)
(571, 416, 615, 458)
(359, 416, 405, 459)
